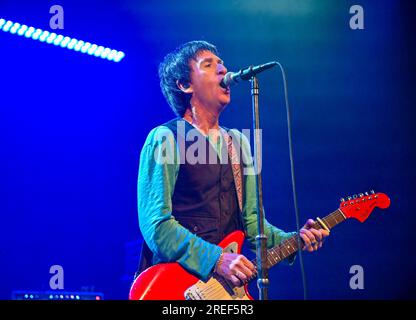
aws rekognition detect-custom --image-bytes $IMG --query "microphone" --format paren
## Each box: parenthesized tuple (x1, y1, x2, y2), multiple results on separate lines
(220, 61, 277, 88)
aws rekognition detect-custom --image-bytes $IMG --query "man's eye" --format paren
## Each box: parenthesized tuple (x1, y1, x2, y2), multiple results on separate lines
(205, 64, 211, 67)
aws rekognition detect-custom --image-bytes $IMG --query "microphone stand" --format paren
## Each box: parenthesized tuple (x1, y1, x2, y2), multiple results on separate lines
(251, 76, 269, 300)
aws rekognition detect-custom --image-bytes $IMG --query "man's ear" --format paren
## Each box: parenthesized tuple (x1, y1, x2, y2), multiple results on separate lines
(176, 80, 193, 94)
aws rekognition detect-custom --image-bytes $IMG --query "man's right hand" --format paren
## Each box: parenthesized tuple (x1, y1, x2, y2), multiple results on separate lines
(214, 253, 256, 286)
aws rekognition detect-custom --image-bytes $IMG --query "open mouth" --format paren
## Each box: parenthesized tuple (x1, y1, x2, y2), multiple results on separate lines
(219, 80, 230, 94)
(221, 86, 230, 94)
(219, 78, 228, 90)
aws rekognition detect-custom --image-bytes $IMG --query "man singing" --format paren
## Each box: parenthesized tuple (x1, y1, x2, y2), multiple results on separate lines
(136, 40, 329, 290)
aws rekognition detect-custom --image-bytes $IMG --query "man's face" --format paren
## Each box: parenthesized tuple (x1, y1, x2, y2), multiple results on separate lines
(186, 50, 230, 113)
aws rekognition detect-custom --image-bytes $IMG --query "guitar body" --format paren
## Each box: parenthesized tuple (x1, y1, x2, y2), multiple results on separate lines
(129, 231, 253, 300)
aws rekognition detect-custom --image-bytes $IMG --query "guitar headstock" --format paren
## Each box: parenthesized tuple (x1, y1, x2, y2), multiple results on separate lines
(339, 191, 390, 223)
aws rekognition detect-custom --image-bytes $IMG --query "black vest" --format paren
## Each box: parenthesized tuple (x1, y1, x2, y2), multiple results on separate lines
(166, 118, 243, 244)
(136, 118, 243, 275)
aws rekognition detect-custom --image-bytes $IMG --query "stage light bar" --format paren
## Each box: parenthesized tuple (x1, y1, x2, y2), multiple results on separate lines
(0, 18, 125, 63)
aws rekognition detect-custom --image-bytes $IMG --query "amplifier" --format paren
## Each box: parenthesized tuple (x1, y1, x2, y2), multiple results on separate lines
(11, 290, 104, 300)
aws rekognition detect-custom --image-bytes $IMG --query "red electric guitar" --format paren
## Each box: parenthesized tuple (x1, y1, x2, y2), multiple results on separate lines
(129, 191, 390, 300)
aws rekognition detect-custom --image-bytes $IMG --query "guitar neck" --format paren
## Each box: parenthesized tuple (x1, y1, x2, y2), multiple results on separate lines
(251, 208, 347, 270)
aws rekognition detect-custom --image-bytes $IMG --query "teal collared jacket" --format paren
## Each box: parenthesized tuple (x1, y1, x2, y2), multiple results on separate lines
(138, 122, 296, 281)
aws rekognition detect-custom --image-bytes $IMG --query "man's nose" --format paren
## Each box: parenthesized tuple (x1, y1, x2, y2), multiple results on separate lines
(218, 64, 227, 75)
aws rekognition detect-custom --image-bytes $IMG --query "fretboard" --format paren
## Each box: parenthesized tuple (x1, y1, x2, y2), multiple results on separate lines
(250, 208, 347, 271)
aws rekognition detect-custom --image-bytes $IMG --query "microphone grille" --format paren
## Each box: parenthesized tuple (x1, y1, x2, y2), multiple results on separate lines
(220, 72, 233, 88)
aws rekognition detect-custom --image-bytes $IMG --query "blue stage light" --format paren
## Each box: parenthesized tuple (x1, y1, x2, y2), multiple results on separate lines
(10, 22, 20, 34)
(67, 38, 77, 50)
(114, 51, 125, 62)
(94, 46, 104, 57)
(88, 44, 98, 55)
(74, 40, 84, 52)
(39, 31, 50, 42)
(31, 28, 42, 40)
(53, 34, 63, 46)
(101, 48, 111, 59)
(46, 33, 57, 44)
(0, 17, 125, 63)
(17, 25, 27, 36)
(2, 20, 13, 32)
(81, 42, 91, 53)
(107, 49, 117, 61)
(60, 36, 71, 48)
(24, 26, 35, 38)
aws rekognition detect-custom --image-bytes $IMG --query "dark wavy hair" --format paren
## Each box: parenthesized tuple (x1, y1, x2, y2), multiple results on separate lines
(158, 41, 218, 117)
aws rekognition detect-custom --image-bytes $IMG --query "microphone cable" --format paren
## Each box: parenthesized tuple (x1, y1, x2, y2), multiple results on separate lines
(275, 61, 308, 300)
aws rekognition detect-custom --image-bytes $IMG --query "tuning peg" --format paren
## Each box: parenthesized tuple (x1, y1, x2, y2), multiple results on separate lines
(370, 190, 375, 194)
(353, 194, 358, 199)
(340, 198, 345, 202)
(365, 192, 369, 196)
(359, 193, 364, 197)
(347, 196, 352, 201)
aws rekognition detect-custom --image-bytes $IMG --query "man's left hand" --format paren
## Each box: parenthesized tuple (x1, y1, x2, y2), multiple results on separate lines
(299, 219, 330, 252)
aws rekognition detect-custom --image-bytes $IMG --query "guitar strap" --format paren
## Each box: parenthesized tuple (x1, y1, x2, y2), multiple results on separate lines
(221, 128, 243, 214)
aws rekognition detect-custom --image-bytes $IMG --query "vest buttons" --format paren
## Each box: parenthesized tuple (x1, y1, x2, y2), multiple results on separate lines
(193, 225, 198, 232)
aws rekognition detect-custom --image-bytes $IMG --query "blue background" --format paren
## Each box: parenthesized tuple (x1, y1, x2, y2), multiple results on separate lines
(0, 0, 415, 299)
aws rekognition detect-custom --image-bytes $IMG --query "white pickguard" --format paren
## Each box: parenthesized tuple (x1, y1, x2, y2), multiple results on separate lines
(184, 241, 250, 300)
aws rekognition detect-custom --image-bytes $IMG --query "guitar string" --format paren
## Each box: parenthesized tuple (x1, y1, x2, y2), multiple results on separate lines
(196, 242, 319, 298)
(199, 283, 223, 299)
(193, 211, 345, 299)
(197, 280, 232, 299)
(196, 249, 284, 298)
(195, 276, 231, 297)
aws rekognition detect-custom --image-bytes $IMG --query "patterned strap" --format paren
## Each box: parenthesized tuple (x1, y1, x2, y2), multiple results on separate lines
(221, 129, 243, 213)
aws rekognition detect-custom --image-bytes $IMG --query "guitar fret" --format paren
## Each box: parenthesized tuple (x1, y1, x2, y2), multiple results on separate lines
(280, 245, 288, 258)
(325, 213, 336, 229)
(328, 210, 346, 228)
(337, 208, 347, 219)
(283, 242, 293, 256)
(275, 248, 283, 262)
(338, 211, 346, 222)
(333, 213, 339, 225)
(284, 244, 289, 253)
(269, 250, 278, 263)
(334, 213, 340, 223)
(274, 250, 279, 262)
(267, 252, 273, 264)
(266, 255, 273, 267)
(288, 241, 296, 253)
(249, 208, 349, 277)
(271, 252, 278, 265)
(324, 216, 333, 229)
